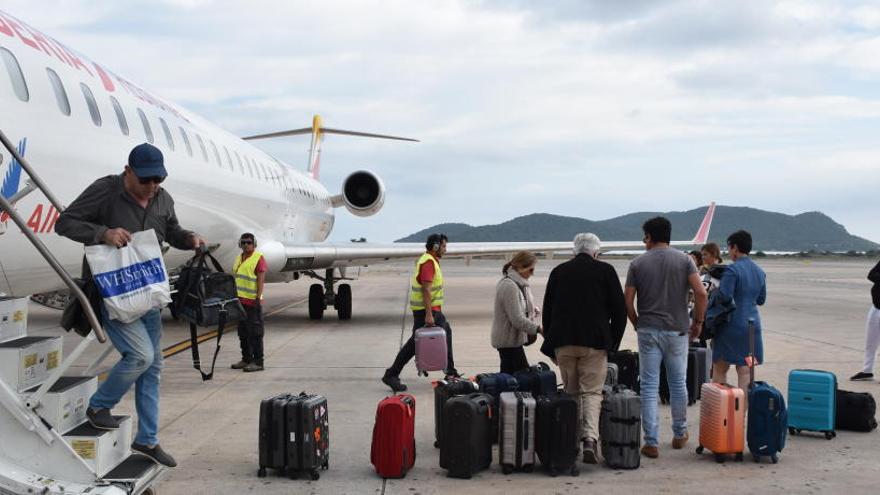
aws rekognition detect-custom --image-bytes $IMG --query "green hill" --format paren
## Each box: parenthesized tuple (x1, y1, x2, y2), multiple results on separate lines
(396, 206, 878, 252)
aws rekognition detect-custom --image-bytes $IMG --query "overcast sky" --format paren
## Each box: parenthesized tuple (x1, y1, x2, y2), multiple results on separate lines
(5, 0, 879, 243)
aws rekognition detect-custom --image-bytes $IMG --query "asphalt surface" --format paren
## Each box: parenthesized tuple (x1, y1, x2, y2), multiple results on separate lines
(25, 256, 880, 494)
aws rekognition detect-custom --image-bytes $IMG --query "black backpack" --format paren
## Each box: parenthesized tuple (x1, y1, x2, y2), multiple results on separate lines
(835, 389, 878, 432)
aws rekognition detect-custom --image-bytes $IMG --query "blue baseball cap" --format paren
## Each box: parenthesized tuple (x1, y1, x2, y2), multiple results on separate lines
(127, 143, 167, 178)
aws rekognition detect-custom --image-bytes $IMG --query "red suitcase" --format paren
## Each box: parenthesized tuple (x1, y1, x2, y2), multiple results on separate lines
(371, 394, 416, 478)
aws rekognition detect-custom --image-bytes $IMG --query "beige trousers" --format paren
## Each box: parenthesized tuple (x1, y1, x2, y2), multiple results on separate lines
(555, 345, 607, 442)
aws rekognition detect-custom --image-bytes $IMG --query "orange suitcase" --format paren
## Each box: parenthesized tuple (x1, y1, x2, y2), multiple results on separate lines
(696, 382, 745, 462)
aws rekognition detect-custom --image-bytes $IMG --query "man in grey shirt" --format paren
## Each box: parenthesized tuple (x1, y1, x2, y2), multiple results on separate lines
(56, 143, 205, 468)
(624, 216, 706, 459)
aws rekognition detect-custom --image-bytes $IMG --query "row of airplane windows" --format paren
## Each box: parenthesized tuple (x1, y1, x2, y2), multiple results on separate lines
(0, 46, 328, 204)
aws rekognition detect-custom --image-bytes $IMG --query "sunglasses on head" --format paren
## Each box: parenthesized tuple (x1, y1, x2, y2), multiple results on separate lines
(137, 176, 165, 185)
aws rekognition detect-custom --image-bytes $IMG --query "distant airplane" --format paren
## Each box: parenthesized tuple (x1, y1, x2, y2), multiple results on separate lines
(0, 9, 715, 320)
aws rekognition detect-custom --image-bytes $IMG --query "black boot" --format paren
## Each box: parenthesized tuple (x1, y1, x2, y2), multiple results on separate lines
(382, 370, 407, 392)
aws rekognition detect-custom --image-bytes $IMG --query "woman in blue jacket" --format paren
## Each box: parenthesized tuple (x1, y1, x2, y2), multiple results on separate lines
(711, 230, 766, 399)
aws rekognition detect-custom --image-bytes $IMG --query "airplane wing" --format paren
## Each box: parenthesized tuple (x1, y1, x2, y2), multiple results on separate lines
(282, 202, 715, 271)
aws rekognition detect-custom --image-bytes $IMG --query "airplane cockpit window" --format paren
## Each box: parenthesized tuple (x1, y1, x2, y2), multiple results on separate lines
(136, 108, 154, 144)
(0, 48, 29, 102)
(233, 151, 245, 175)
(79, 83, 102, 127)
(209, 140, 222, 167)
(109, 96, 129, 136)
(179, 127, 193, 157)
(195, 133, 208, 162)
(159, 118, 175, 151)
(45, 68, 70, 116)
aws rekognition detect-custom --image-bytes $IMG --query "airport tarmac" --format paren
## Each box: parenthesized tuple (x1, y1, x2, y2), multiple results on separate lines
(26, 256, 880, 494)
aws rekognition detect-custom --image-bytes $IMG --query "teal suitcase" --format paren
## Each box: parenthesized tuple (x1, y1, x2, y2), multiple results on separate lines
(787, 369, 837, 440)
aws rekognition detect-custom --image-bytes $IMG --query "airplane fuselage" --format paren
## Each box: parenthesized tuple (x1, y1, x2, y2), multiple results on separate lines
(0, 10, 334, 296)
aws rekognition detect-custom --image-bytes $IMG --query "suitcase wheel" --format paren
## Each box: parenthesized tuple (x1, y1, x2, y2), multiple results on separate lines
(289, 469, 298, 480)
(824, 431, 836, 440)
(502, 465, 513, 475)
(257, 467, 267, 478)
(770, 455, 778, 464)
(310, 470, 320, 481)
(322, 462, 329, 470)
(788, 427, 797, 436)
(549, 468, 558, 477)
(752, 454, 760, 463)
(569, 467, 580, 477)
(714, 454, 725, 464)
(735, 453, 744, 462)
(434, 440, 440, 449)
(419, 371, 428, 377)
(695, 445, 704, 454)
(523, 464, 534, 473)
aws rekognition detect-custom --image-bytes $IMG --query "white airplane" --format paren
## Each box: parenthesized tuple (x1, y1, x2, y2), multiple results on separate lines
(0, 9, 716, 321)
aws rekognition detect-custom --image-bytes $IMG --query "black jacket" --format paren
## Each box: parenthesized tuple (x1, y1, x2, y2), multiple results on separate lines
(541, 253, 627, 353)
(870, 260, 880, 309)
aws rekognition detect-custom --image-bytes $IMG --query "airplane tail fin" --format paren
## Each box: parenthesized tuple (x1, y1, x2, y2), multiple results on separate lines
(242, 115, 419, 181)
(691, 202, 716, 245)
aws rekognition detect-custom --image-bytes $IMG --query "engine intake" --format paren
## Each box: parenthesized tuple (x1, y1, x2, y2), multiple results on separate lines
(338, 170, 385, 217)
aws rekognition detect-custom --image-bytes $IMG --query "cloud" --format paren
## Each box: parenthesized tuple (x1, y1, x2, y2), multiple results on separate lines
(2, 0, 879, 243)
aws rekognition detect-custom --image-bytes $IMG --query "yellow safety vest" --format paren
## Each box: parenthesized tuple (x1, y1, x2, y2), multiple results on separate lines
(409, 253, 444, 311)
(233, 251, 264, 301)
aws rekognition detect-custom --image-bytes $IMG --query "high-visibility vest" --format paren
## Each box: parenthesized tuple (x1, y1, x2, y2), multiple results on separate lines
(409, 253, 443, 311)
(233, 251, 264, 301)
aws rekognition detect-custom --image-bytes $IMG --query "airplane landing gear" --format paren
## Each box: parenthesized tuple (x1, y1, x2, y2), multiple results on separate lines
(306, 269, 353, 320)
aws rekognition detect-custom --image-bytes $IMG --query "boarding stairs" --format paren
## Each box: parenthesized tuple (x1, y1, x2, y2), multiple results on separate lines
(0, 130, 165, 494)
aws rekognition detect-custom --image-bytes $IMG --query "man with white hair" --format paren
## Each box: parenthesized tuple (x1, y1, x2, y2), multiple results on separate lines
(541, 233, 627, 464)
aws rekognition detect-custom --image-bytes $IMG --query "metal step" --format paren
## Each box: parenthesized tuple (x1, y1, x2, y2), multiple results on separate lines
(0, 296, 27, 343)
(64, 415, 133, 478)
(26, 375, 97, 434)
(103, 453, 167, 495)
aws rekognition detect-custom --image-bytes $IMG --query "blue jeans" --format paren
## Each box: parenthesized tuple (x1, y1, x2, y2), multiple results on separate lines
(637, 327, 688, 447)
(90, 308, 163, 446)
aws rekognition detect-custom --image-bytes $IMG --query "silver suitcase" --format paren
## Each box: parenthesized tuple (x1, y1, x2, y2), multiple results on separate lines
(499, 391, 536, 473)
(600, 385, 641, 469)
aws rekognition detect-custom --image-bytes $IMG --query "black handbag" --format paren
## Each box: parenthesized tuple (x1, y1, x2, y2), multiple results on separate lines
(60, 278, 103, 338)
(174, 252, 245, 380)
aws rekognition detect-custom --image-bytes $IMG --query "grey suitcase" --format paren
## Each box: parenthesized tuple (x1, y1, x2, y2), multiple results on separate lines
(600, 385, 641, 469)
(605, 362, 619, 387)
(499, 391, 536, 474)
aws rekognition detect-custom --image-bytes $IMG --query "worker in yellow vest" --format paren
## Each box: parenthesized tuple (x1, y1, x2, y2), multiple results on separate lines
(231, 233, 268, 372)
(382, 233, 460, 392)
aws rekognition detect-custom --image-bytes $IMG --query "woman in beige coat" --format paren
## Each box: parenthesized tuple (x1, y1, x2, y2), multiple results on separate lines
(491, 251, 542, 374)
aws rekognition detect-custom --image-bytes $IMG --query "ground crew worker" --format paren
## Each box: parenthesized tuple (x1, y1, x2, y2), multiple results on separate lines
(382, 233, 460, 391)
(55, 143, 205, 468)
(230, 232, 267, 372)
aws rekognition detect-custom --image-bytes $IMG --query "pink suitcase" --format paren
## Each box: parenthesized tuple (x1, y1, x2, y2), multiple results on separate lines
(415, 326, 448, 376)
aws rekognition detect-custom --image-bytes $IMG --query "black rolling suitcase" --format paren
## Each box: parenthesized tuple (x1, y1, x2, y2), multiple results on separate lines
(535, 392, 579, 477)
(608, 350, 639, 393)
(258, 392, 330, 480)
(440, 393, 493, 479)
(836, 389, 878, 432)
(659, 345, 706, 406)
(434, 379, 479, 448)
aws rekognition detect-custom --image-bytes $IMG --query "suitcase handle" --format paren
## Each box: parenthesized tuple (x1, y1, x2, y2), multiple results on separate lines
(747, 318, 756, 389)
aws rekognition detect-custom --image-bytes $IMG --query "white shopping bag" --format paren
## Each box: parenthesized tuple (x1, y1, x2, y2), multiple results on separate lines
(85, 229, 172, 323)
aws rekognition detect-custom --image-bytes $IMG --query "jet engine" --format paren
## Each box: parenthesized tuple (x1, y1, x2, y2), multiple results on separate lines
(337, 170, 385, 217)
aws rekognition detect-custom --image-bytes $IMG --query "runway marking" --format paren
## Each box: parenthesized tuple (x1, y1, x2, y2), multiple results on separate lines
(160, 297, 308, 360)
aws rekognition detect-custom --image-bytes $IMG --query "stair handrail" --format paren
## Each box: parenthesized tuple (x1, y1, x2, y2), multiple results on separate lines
(0, 129, 106, 345)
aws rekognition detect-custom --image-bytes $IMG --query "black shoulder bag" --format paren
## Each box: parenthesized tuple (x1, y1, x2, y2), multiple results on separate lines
(174, 252, 245, 381)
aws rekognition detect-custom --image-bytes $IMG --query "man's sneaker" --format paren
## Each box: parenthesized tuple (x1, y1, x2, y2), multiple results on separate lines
(86, 408, 119, 430)
(850, 371, 874, 381)
(672, 432, 689, 449)
(243, 362, 264, 372)
(641, 445, 659, 458)
(132, 443, 177, 468)
(231, 360, 249, 370)
(382, 373, 407, 392)
(582, 438, 599, 464)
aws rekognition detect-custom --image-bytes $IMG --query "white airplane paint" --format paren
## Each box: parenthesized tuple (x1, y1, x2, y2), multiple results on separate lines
(0, 9, 715, 320)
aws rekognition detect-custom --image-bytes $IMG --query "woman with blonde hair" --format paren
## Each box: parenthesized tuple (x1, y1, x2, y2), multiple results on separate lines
(491, 251, 541, 374)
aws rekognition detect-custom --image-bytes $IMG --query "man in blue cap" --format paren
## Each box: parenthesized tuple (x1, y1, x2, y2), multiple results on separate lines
(56, 143, 206, 468)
